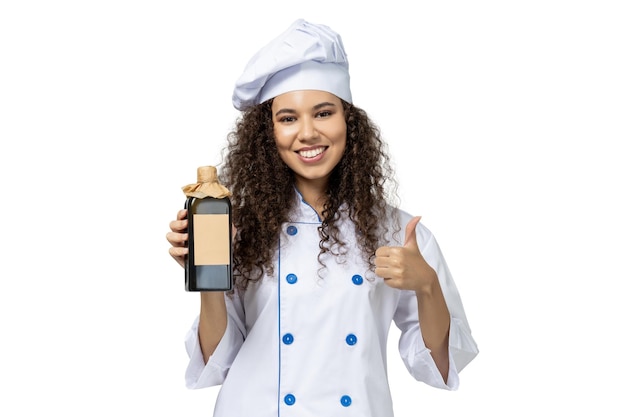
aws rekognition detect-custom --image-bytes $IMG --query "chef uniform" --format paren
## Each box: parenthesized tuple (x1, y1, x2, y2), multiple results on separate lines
(184, 19, 478, 417)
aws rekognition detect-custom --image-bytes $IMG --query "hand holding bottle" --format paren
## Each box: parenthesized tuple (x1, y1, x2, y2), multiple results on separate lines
(166, 209, 189, 269)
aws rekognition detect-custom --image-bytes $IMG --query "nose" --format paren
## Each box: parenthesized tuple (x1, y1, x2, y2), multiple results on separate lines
(297, 116, 319, 142)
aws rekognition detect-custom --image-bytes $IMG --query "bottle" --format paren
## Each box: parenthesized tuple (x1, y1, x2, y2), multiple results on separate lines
(182, 166, 233, 291)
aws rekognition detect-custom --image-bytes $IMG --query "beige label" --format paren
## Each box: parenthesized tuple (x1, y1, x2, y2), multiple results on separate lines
(193, 214, 230, 265)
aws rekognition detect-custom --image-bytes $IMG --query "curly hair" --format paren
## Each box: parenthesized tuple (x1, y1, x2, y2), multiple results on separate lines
(220, 99, 399, 292)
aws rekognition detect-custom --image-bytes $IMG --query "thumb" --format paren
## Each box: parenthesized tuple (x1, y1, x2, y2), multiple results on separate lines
(403, 216, 422, 247)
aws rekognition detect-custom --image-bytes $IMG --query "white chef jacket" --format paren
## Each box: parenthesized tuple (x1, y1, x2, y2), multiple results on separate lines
(185, 194, 478, 417)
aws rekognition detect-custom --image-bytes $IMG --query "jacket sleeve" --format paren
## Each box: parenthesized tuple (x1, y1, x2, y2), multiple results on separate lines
(393, 221, 479, 390)
(184, 290, 246, 389)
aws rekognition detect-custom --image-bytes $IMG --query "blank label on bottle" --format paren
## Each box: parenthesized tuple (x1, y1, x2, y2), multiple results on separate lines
(193, 214, 230, 265)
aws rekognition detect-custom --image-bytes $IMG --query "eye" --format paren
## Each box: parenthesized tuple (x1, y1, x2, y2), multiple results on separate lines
(316, 110, 333, 118)
(278, 115, 296, 123)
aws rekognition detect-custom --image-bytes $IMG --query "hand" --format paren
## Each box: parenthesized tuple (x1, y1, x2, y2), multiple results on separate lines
(166, 209, 188, 268)
(374, 216, 438, 294)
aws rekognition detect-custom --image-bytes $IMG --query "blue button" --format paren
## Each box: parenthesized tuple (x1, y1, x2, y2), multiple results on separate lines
(345, 334, 358, 346)
(352, 274, 363, 285)
(340, 395, 352, 407)
(286, 225, 298, 236)
(284, 394, 296, 405)
(282, 333, 294, 345)
(286, 273, 298, 284)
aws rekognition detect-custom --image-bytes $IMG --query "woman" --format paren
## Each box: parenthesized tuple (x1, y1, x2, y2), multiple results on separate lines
(167, 19, 478, 417)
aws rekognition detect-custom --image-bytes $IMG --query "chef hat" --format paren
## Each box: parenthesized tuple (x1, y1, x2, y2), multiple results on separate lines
(232, 19, 352, 111)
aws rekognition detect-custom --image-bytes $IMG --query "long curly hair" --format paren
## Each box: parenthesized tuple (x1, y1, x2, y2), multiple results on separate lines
(220, 99, 399, 292)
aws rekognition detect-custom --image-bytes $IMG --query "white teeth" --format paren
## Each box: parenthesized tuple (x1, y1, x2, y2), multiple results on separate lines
(299, 147, 325, 158)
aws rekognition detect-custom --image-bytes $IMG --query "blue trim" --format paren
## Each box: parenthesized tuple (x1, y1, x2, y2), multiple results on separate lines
(277, 234, 282, 415)
(294, 187, 322, 222)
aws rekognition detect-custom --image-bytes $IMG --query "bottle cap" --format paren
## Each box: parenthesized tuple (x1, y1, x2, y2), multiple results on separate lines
(197, 166, 218, 183)
(182, 166, 231, 199)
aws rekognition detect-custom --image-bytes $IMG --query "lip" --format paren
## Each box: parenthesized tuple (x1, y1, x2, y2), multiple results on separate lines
(296, 146, 328, 163)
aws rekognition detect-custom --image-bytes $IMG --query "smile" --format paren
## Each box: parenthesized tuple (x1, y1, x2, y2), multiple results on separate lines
(297, 146, 327, 159)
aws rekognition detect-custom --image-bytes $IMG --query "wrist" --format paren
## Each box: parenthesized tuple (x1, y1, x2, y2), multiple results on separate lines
(414, 271, 439, 297)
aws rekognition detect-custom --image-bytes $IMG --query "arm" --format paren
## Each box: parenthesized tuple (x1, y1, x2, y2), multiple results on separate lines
(167, 208, 229, 362)
(375, 216, 451, 381)
(414, 275, 450, 382)
(168, 209, 245, 388)
(198, 292, 228, 363)
(376, 215, 478, 387)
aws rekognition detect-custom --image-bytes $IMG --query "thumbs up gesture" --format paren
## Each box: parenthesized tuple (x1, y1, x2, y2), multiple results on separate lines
(374, 216, 438, 294)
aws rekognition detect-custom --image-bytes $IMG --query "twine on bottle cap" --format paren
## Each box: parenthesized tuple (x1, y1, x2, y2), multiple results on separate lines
(182, 166, 231, 199)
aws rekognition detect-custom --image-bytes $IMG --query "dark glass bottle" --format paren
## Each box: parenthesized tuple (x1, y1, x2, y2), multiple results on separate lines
(183, 166, 233, 291)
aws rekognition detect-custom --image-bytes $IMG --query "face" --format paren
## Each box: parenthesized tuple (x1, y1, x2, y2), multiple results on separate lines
(271, 90, 347, 191)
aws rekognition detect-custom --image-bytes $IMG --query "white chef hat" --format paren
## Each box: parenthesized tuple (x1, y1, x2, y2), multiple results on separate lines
(232, 19, 352, 111)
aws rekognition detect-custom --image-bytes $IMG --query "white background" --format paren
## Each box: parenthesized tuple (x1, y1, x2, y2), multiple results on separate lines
(1, 1, 625, 415)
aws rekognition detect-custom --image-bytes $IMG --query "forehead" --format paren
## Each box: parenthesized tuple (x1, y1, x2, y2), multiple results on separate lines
(271, 90, 342, 110)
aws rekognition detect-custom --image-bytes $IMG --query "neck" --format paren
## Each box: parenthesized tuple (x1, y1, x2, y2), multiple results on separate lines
(295, 178, 329, 218)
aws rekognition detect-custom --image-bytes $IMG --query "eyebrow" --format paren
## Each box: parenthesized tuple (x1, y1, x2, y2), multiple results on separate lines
(274, 102, 337, 117)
